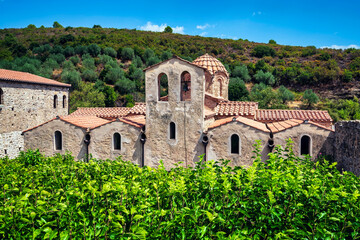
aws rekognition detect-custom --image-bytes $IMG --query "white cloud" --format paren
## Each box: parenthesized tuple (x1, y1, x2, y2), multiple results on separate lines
(321, 44, 360, 49)
(252, 11, 262, 16)
(197, 24, 210, 30)
(140, 21, 184, 34)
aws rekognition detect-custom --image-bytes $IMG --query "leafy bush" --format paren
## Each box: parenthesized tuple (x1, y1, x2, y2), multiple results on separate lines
(114, 77, 136, 94)
(81, 69, 98, 82)
(1, 141, 360, 239)
(87, 44, 101, 57)
(254, 70, 275, 85)
(61, 70, 81, 90)
(121, 47, 135, 61)
(251, 45, 276, 58)
(103, 47, 117, 58)
(303, 89, 319, 108)
(231, 65, 251, 82)
(228, 77, 249, 101)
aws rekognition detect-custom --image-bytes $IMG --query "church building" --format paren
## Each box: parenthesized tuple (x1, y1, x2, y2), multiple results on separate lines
(21, 54, 334, 169)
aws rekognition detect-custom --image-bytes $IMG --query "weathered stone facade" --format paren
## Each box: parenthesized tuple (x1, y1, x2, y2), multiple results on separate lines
(334, 121, 360, 175)
(144, 58, 206, 169)
(0, 76, 69, 158)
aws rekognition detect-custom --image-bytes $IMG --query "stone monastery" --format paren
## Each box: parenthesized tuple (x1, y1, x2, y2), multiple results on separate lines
(1, 54, 358, 171)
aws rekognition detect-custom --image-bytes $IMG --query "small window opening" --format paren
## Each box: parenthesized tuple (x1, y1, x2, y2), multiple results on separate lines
(301, 135, 311, 155)
(181, 71, 191, 101)
(4, 149, 7, 155)
(231, 134, 240, 154)
(0, 88, 3, 105)
(53, 95, 58, 108)
(113, 133, 121, 150)
(218, 79, 223, 97)
(170, 122, 176, 139)
(158, 73, 168, 101)
(54, 131, 62, 150)
(63, 95, 66, 108)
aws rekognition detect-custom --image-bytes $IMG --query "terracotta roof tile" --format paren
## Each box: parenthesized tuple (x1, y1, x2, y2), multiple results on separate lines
(266, 119, 333, 133)
(255, 109, 332, 123)
(22, 117, 57, 134)
(207, 116, 269, 132)
(0, 69, 70, 87)
(70, 107, 131, 119)
(192, 54, 229, 76)
(120, 115, 146, 128)
(128, 102, 146, 115)
(59, 115, 112, 129)
(215, 101, 258, 117)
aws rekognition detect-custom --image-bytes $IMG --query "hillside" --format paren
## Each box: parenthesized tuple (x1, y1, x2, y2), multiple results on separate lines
(0, 26, 360, 121)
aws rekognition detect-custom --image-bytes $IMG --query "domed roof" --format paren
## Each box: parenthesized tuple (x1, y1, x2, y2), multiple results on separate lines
(192, 54, 229, 76)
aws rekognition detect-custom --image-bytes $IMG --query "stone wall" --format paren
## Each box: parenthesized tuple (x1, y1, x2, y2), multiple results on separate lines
(0, 131, 24, 158)
(334, 121, 360, 175)
(145, 59, 206, 169)
(0, 80, 69, 158)
(273, 123, 334, 159)
(207, 121, 269, 167)
(23, 119, 86, 159)
(89, 120, 142, 164)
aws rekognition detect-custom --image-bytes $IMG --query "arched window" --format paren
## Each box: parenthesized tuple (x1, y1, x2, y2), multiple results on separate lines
(0, 88, 3, 105)
(158, 73, 168, 101)
(300, 135, 311, 155)
(113, 133, 121, 150)
(231, 134, 240, 154)
(53, 95, 58, 108)
(181, 71, 191, 101)
(54, 131, 62, 150)
(63, 95, 67, 108)
(170, 122, 176, 139)
(218, 79, 223, 97)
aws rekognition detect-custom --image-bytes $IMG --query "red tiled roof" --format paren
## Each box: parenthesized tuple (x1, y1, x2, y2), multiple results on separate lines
(59, 115, 112, 129)
(215, 101, 258, 117)
(207, 116, 269, 132)
(70, 107, 131, 119)
(266, 119, 303, 133)
(255, 109, 332, 123)
(119, 115, 146, 128)
(0, 69, 70, 87)
(192, 54, 229, 76)
(128, 102, 146, 115)
(22, 115, 112, 133)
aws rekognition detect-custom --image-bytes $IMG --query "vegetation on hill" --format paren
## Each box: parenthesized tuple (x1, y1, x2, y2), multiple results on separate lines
(1, 141, 360, 239)
(0, 24, 359, 119)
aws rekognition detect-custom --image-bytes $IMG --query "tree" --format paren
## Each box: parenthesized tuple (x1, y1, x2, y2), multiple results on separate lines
(251, 45, 276, 58)
(254, 70, 275, 85)
(69, 82, 105, 112)
(228, 78, 249, 101)
(61, 70, 81, 90)
(114, 78, 136, 94)
(231, 65, 251, 82)
(268, 39, 277, 44)
(93, 25, 102, 28)
(103, 47, 117, 58)
(164, 26, 173, 33)
(82, 69, 98, 82)
(303, 89, 319, 109)
(87, 44, 101, 57)
(53, 21, 63, 28)
(121, 48, 135, 61)
(278, 85, 294, 104)
(27, 24, 36, 29)
(161, 51, 172, 61)
(105, 68, 125, 84)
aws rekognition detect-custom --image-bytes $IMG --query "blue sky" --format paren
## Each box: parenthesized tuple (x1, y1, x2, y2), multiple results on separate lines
(0, 0, 359, 48)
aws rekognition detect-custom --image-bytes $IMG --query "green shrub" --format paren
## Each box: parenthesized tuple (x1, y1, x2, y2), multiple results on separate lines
(251, 45, 276, 58)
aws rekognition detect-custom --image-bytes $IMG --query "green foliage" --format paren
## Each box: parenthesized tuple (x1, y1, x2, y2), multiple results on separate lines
(161, 51, 172, 61)
(319, 51, 331, 61)
(320, 97, 360, 121)
(254, 70, 276, 85)
(278, 85, 294, 104)
(114, 78, 136, 94)
(87, 44, 101, 57)
(69, 82, 105, 112)
(61, 70, 81, 90)
(121, 47, 135, 61)
(250, 83, 285, 109)
(26, 24, 36, 30)
(105, 67, 125, 85)
(103, 47, 117, 58)
(303, 89, 319, 108)
(1, 142, 360, 239)
(164, 26, 173, 33)
(81, 69, 98, 82)
(251, 45, 276, 58)
(301, 46, 317, 57)
(93, 24, 102, 28)
(268, 39, 277, 44)
(231, 65, 251, 82)
(52, 21, 63, 28)
(94, 80, 118, 107)
(350, 57, 360, 71)
(228, 77, 249, 101)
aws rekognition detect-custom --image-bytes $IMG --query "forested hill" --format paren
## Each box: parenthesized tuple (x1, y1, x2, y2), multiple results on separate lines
(1, 25, 360, 121)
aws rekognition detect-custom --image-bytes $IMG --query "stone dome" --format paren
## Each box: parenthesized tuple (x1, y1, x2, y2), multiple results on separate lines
(192, 54, 229, 76)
